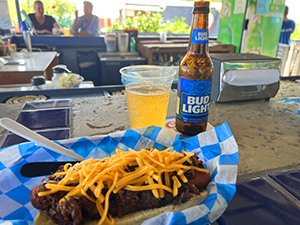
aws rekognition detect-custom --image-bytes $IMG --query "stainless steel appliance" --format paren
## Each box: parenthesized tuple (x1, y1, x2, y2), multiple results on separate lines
(98, 52, 146, 85)
(276, 43, 290, 75)
(282, 40, 300, 79)
(211, 53, 281, 102)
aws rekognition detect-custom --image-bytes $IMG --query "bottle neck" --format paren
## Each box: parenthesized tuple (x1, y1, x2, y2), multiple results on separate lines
(188, 12, 209, 54)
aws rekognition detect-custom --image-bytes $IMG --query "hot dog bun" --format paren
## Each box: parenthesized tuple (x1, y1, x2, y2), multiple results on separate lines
(34, 191, 208, 225)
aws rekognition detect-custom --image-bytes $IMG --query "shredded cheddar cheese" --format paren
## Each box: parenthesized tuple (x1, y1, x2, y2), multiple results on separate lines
(38, 148, 209, 225)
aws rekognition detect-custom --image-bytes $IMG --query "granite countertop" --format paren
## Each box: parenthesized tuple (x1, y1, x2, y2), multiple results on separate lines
(208, 81, 300, 180)
(0, 81, 299, 180)
(71, 81, 300, 180)
(0, 103, 23, 145)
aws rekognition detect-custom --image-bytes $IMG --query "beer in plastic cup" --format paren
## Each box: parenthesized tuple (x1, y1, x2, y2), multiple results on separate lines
(120, 65, 176, 129)
(64, 28, 70, 37)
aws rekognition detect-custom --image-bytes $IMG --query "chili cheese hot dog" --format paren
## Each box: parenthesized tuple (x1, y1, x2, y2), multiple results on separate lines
(31, 148, 211, 225)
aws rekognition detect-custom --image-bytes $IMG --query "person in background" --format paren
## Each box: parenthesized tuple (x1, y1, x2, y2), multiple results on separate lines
(28, 0, 63, 35)
(72, 1, 100, 36)
(279, 6, 295, 45)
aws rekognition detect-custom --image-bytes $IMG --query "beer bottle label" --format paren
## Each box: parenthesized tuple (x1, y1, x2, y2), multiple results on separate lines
(176, 77, 212, 124)
(191, 29, 209, 44)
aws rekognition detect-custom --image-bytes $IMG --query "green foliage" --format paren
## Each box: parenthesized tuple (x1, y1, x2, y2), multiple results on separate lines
(8, 0, 76, 27)
(107, 12, 190, 34)
(164, 16, 190, 34)
(42, 0, 76, 27)
(291, 24, 300, 40)
(8, 0, 30, 26)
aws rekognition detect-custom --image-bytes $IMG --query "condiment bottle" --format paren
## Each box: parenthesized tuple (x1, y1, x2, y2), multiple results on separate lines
(31, 76, 46, 90)
(130, 37, 136, 52)
(52, 65, 71, 89)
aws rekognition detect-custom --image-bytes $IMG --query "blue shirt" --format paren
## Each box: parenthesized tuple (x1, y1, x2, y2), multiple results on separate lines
(279, 19, 296, 45)
(72, 15, 100, 36)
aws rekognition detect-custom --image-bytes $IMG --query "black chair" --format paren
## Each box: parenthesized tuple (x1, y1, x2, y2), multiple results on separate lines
(17, 44, 51, 52)
(0, 29, 10, 36)
(76, 50, 102, 86)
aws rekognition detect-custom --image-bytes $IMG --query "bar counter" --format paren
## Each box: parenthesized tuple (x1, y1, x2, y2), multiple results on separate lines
(209, 81, 300, 180)
(0, 80, 300, 224)
(11, 35, 105, 47)
(8, 35, 226, 74)
(69, 81, 300, 180)
(10, 35, 106, 73)
(0, 81, 299, 180)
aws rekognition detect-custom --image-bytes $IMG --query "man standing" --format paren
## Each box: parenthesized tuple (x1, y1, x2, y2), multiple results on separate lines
(28, 1, 63, 35)
(72, 1, 101, 36)
(279, 6, 296, 45)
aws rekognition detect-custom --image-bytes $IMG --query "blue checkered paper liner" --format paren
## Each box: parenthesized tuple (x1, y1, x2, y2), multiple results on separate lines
(0, 122, 238, 225)
(277, 97, 300, 115)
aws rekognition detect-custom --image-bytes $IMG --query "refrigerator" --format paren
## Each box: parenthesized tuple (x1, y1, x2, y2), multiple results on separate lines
(217, 0, 286, 57)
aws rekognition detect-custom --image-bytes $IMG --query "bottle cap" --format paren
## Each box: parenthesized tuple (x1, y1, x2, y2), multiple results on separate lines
(118, 33, 128, 37)
(52, 65, 71, 73)
(53, 67, 67, 73)
(31, 76, 46, 85)
(193, 1, 210, 13)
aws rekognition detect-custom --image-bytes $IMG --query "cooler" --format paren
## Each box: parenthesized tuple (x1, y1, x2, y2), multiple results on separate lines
(98, 52, 146, 85)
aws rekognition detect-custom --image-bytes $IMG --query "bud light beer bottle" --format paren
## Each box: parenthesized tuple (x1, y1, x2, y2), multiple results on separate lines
(176, 0, 214, 135)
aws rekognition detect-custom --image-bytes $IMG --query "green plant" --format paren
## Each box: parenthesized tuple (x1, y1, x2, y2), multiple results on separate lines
(107, 12, 190, 34)
(8, 0, 76, 27)
(8, 0, 30, 26)
(164, 16, 190, 34)
(43, 0, 76, 27)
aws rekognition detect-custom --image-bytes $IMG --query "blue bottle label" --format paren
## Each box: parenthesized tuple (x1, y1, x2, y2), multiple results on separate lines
(176, 77, 212, 124)
(191, 29, 209, 44)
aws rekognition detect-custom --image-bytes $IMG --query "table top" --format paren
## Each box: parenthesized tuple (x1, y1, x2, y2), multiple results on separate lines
(209, 81, 300, 180)
(0, 80, 300, 224)
(0, 81, 299, 180)
(70, 81, 300, 180)
(0, 52, 57, 72)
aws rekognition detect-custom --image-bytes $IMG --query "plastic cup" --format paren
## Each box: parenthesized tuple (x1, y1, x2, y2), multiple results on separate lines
(64, 28, 70, 37)
(160, 31, 167, 42)
(104, 33, 117, 52)
(120, 65, 176, 129)
(118, 33, 129, 52)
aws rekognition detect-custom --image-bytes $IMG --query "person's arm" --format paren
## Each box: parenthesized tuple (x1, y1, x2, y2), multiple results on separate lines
(53, 22, 63, 34)
(291, 20, 296, 33)
(87, 16, 101, 36)
(77, 31, 90, 36)
(35, 29, 52, 34)
(72, 10, 79, 35)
